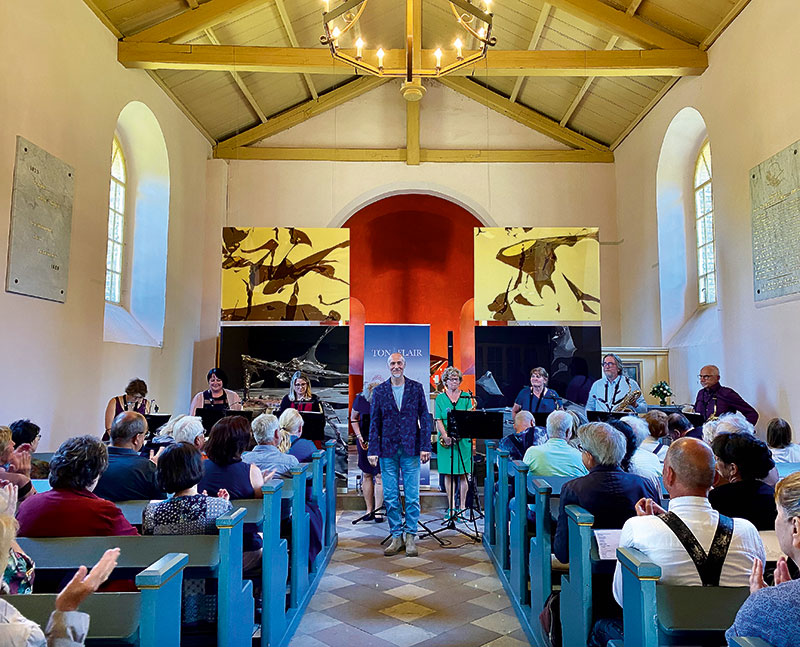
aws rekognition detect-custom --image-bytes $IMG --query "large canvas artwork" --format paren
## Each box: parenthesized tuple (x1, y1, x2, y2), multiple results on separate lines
(221, 227, 350, 321)
(474, 227, 600, 322)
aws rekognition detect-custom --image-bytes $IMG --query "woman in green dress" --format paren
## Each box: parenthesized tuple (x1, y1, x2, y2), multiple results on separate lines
(435, 366, 473, 522)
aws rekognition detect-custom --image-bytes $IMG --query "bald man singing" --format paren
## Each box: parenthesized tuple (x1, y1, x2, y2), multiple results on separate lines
(368, 353, 432, 557)
(694, 364, 758, 425)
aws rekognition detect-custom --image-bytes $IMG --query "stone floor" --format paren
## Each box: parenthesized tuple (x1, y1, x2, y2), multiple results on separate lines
(289, 509, 528, 647)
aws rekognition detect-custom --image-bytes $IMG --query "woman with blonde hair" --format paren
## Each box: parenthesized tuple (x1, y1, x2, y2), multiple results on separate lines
(276, 371, 321, 416)
(434, 367, 474, 522)
(350, 376, 384, 522)
(279, 408, 317, 463)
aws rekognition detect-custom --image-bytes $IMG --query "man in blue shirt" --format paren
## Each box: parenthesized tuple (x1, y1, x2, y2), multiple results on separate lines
(368, 353, 431, 557)
(523, 410, 587, 477)
(586, 353, 646, 413)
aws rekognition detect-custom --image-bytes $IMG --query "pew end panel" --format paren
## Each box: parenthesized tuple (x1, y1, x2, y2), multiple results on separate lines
(560, 505, 595, 647)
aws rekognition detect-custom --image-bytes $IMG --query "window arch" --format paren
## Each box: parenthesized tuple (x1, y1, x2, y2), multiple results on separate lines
(106, 137, 126, 304)
(694, 141, 716, 304)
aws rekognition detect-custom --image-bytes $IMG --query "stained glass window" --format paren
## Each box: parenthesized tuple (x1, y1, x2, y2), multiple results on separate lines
(694, 141, 716, 305)
(105, 137, 126, 304)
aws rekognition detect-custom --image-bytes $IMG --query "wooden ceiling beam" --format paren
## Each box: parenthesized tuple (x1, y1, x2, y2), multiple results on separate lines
(213, 147, 613, 163)
(510, 2, 551, 104)
(546, 0, 695, 50)
(215, 76, 390, 150)
(438, 77, 609, 151)
(700, 0, 752, 51)
(119, 42, 707, 76)
(125, 0, 266, 43)
(274, 0, 318, 100)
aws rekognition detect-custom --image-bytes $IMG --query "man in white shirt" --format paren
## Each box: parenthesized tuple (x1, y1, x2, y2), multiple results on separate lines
(612, 437, 765, 604)
(585, 354, 646, 413)
(523, 410, 587, 477)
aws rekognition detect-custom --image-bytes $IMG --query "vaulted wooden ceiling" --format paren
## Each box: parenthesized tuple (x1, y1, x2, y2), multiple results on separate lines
(84, 0, 750, 163)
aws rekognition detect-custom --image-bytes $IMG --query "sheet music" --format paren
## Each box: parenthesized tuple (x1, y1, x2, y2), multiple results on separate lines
(594, 529, 622, 560)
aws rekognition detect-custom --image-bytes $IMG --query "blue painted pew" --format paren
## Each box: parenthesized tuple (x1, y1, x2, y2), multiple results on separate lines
(1, 552, 187, 646)
(19, 508, 254, 647)
(529, 478, 556, 647)
(775, 462, 800, 478)
(610, 546, 750, 647)
(560, 505, 596, 647)
(259, 440, 338, 647)
(485, 440, 498, 547)
(509, 460, 530, 604)
(729, 639, 775, 647)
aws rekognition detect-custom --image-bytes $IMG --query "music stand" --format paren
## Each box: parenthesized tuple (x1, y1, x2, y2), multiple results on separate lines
(420, 409, 503, 543)
(532, 412, 552, 429)
(144, 413, 171, 435)
(586, 410, 628, 422)
(196, 408, 254, 432)
(298, 411, 325, 441)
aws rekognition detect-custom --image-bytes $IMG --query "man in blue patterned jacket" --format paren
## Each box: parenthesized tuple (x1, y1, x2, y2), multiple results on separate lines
(368, 353, 432, 557)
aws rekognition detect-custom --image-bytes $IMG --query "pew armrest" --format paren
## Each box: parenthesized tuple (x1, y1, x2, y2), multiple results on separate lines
(616, 547, 662, 580)
(135, 553, 189, 588)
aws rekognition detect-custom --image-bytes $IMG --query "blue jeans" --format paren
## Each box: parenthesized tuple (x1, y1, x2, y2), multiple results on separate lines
(380, 450, 421, 537)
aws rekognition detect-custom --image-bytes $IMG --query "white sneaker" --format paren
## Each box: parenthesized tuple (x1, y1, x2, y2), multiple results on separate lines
(384, 536, 405, 556)
(404, 533, 418, 557)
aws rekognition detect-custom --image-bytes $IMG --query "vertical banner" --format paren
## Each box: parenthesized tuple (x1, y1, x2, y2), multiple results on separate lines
(364, 324, 432, 486)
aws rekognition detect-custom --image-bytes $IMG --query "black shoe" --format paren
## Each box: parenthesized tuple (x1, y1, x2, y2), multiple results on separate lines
(374, 514, 386, 523)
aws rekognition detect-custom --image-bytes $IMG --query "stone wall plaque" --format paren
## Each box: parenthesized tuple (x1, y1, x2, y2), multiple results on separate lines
(6, 137, 74, 302)
(751, 140, 800, 303)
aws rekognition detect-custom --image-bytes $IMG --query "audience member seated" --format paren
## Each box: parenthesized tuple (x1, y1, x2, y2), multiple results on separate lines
(594, 438, 764, 647)
(17, 435, 137, 538)
(243, 414, 299, 476)
(564, 409, 584, 448)
(621, 415, 663, 478)
(498, 411, 547, 462)
(727, 472, 800, 647)
(0, 427, 34, 501)
(171, 416, 207, 455)
(703, 411, 754, 444)
(641, 410, 669, 461)
(0, 505, 120, 647)
(767, 418, 800, 463)
(709, 432, 777, 530)
(197, 416, 264, 573)
(523, 410, 587, 478)
(8, 420, 48, 479)
(0, 484, 33, 595)
(93, 412, 166, 503)
(667, 412, 695, 440)
(279, 409, 318, 464)
(554, 422, 661, 564)
(144, 442, 233, 625)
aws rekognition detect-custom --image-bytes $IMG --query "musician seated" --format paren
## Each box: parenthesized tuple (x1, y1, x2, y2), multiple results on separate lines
(585, 354, 646, 414)
(694, 364, 758, 425)
(511, 367, 562, 417)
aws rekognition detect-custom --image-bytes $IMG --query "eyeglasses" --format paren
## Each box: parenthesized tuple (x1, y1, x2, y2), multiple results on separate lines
(601, 362, 617, 367)
(698, 374, 717, 379)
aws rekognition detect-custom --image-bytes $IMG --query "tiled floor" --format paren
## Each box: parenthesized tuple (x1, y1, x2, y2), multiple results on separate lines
(290, 510, 528, 647)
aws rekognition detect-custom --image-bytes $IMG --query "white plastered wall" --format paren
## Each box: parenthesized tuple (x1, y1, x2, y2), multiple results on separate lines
(614, 0, 800, 428)
(203, 80, 622, 356)
(0, 0, 211, 447)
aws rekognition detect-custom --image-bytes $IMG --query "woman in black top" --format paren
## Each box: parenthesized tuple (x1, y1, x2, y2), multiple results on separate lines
(710, 431, 777, 530)
(276, 371, 321, 415)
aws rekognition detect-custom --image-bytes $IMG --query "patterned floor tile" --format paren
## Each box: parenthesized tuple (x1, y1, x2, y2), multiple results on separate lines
(313, 622, 398, 647)
(470, 610, 520, 635)
(373, 623, 437, 647)
(324, 562, 359, 576)
(384, 583, 436, 601)
(294, 611, 342, 635)
(462, 562, 497, 576)
(467, 575, 505, 592)
(333, 548, 363, 562)
(379, 601, 437, 623)
(479, 636, 530, 647)
(288, 633, 331, 647)
(317, 574, 358, 591)
(469, 592, 512, 611)
(413, 622, 502, 647)
(389, 568, 434, 584)
(308, 591, 348, 611)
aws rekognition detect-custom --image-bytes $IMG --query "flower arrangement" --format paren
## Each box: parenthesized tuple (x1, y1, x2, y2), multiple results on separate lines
(650, 381, 673, 406)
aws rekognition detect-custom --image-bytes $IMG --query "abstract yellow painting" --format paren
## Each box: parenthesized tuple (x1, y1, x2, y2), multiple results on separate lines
(474, 227, 600, 322)
(221, 227, 350, 321)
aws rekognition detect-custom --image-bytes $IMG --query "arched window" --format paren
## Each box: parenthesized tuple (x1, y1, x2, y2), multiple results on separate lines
(694, 141, 716, 304)
(105, 137, 126, 304)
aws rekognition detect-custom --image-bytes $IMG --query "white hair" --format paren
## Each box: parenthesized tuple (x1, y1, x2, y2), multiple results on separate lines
(546, 410, 572, 439)
(514, 410, 534, 429)
(621, 415, 649, 448)
(251, 413, 279, 445)
(578, 422, 626, 466)
(172, 416, 205, 444)
(704, 412, 754, 444)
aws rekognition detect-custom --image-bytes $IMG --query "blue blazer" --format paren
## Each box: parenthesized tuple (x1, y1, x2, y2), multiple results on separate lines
(368, 378, 432, 458)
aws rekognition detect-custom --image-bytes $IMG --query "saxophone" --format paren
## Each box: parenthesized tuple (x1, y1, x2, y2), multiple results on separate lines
(612, 389, 642, 413)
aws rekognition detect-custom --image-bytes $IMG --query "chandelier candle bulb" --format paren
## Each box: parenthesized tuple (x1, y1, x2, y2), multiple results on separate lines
(454, 38, 463, 60)
(376, 47, 384, 70)
(324, 0, 329, 13)
(434, 48, 442, 70)
(478, 27, 486, 40)
(355, 38, 364, 59)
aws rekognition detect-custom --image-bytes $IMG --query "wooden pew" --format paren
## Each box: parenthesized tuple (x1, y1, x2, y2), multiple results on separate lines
(18, 508, 255, 647)
(1, 552, 187, 646)
(610, 546, 750, 647)
(484, 440, 498, 547)
(560, 505, 596, 647)
(775, 462, 800, 478)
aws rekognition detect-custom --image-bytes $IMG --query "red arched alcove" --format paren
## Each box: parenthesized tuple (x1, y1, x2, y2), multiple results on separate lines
(344, 194, 482, 393)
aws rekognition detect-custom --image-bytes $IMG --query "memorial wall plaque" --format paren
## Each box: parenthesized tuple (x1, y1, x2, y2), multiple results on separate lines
(6, 137, 74, 303)
(750, 139, 800, 303)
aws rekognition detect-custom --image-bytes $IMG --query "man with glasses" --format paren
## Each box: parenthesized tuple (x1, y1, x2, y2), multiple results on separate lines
(586, 353, 646, 413)
(694, 364, 758, 424)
